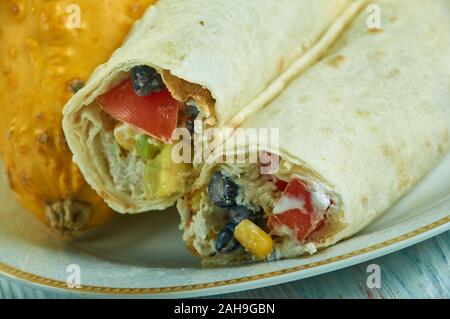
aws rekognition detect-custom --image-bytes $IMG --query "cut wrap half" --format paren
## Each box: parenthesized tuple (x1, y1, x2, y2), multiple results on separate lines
(178, 0, 450, 266)
(62, 0, 362, 214)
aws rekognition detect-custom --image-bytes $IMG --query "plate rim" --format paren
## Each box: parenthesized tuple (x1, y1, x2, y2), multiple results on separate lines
(0, 216, 448, 297)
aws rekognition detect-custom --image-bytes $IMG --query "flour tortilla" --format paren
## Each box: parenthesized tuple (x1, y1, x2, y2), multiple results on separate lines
(63, 0, 359, 213)
(181, 0, 450, 265)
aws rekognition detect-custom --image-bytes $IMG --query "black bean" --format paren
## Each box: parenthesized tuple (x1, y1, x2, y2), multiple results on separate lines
(186, 102, 200, 118)
(207, 171, 239, 208)
(215, 222, 241, 253)
(130, 65, 165, 96)
(228, 205, 256, 224)
(186, 119, 195, 135)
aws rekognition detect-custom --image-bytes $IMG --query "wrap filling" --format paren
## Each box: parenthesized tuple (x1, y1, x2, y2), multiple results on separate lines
(183, 155, 341, 261)
(95, 65, 214, 202)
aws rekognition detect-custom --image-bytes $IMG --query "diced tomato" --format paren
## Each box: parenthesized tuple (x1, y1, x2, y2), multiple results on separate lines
(283, 180, 314, 213)
(99, 79, 180, 143)
(268, 180, 319, 241)
(275, 180, 288, 192)
(268, 208, 313, 241)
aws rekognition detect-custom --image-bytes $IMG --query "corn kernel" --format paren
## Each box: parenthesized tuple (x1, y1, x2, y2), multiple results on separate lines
(234, 219, 273, 259)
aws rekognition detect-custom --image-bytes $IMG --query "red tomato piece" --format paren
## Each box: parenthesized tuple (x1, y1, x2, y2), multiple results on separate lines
(275, 180, 288, 192)
(268, 180, 317, 241)
(284, 180, 314, 213)
(268, 209, 313, 241)
(99, 79, 180, 143)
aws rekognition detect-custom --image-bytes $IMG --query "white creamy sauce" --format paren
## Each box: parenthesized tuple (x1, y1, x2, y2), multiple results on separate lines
(271, 186, 331, 248)
(273, 196, 305, 214)
(272, 189, 330, 216)
(311, 190, 331, 212)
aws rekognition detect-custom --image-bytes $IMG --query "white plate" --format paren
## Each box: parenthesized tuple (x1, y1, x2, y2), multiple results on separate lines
(0, 154, 449, 299)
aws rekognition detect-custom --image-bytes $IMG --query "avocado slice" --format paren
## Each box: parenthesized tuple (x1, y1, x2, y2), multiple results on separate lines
(143, 144, 192, 199)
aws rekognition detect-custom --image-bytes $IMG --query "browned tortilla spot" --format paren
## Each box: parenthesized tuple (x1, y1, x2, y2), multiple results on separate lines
(387, 68, 400, 78)
(278, 58, 285, 73)
(299, 95, 310, 103)
(321, 127, 334, 135)
(361, 196, 368, 205)
(356, 110, 371, 117)
(328, 54, 346, 68)
(162, 70, 216, 125)
(398, 171, 411, 192)
(382, 145, 395, 159)
(368, 28, 384, 34)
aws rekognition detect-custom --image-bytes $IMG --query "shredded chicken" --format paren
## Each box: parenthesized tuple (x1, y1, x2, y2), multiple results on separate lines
(100, 130, 146, 201)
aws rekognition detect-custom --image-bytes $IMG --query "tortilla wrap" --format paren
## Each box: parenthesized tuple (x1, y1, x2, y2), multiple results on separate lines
(63, 0, 360, 213)
(179, 0, 450, 266)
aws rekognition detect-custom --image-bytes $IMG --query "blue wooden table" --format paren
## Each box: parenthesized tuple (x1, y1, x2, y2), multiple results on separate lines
(210, 231, 449, 299)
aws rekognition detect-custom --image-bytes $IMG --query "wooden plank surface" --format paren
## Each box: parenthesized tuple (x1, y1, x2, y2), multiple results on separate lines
(210, 231, 449, 299)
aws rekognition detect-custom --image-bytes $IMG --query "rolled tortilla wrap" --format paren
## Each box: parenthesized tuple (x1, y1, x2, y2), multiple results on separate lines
(62, 0, 359, 213)
(179, 0, 450, 266)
